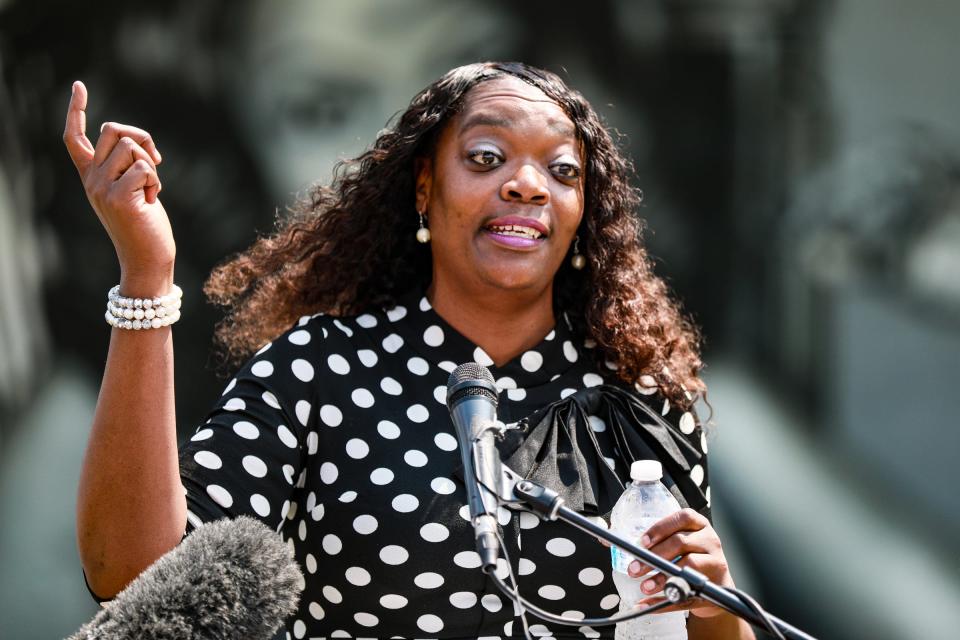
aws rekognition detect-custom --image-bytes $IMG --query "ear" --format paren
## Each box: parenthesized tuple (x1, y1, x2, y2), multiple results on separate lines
(414, 156, 432, 214)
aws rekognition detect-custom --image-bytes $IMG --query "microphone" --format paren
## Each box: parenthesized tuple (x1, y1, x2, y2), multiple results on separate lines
(67, 516, 304, 640)
(446, 362, 502, 573)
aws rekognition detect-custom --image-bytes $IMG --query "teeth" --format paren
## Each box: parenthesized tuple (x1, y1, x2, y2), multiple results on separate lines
(488, 224, 542, 239)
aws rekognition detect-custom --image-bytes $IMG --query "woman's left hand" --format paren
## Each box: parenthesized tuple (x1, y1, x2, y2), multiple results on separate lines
(627, 508, 733, 618)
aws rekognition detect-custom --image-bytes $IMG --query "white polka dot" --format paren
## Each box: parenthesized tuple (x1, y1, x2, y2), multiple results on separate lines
(280, 500, 291, 519)
(404, 449, 428, 467)
(345, 566, 371, 586)
(392, 494, 419, 513)
(691, 464, 705, 486)
(322, 534, 342, 555)
(377, 420, 400, 439)
(417, 614, 444, 633)
(322, 585, 343, 604)
(588, 415, 606, 432)
(242, 455, 267, 478)
(353, 514, 378, 534)
(309, 601, 325, 620)
(521, 351, 543, 372)
(288, 330, 311, 345)
(379, 545, 409, 565)
(529, 624, 551, 637)
(458, 504, 471, 522)
(223, 397, 245, 411)
(604, 456, 616, 470)
(190, 428, 213, 442)
(206, 485, 233, 508)
(285, 501, 298, 519)
(563, 340, 579, 362)
(386, 305, 407, 322)
(320, 462, 338, 484)
(583, 372, 603, 387)
(346, 438, 369, 459)
(434, 432, 458, 451)
(453, 551, 482, 568)
(662, 398, 671, 416)
(707, 486, 712, 507)
(423, 325, 444, 346)
(519, 512, 540, 529)
(407, 404, 429, 423)
(277, 424, 298, 448)
(306, 492, 317, 512)
(419, 296, 432, 311)
(578, 567, 605, 586)
(293, 619, 306, 639)
(414, 572, 444, 589)
(560, 388, 577, 399)
(497, 506, 512, 526)
(481, 594, 503, 611)
(306, 431, 319, 455)
(433, 385, 447, 404)
(438, 360, 457, 373)
(419, 522, 449, 542)
(357, 349, 378, 367)
(352, 388, 375, 408)
(407, 357, 429, 376)
(291, 359, 314, 382)
(339, 491, 357, 503)
(680, 411, 696, 434)
(539, 585, 566, 600)
(332, 319, 353, 336)
(327, 354, 350, 375)
(311, 504, 324, 521)
(194, 451, 222, 469)
(295, 400, 311, 427)
(382, 333, 404, 353)
(380, 377, 403, 395)
(545, 537, 576, 557)
(370, 467, 394, 485)
(320, 404, 342, 427)
(232, 421, 259, 439)
(221, 378, 237, 395)
(507, 388, 527, 401)
(431, 477, 456, 494)
(473, 347, 494, 367)
(519, 558, 536, 575)
(305, 554, 317, 574)
(564, 610, 585, 621)
(600, 594, 620, 610)
(449, 591, 477, 608)
(356, 313, 378, 328)
(495, 377, 517, 392)
(580, 625, 601, 638)
(250, 360, 273, 377)
(495, 558, 510, 579)
(701, 431, 709, 453)
(380, 594, 408, 609)
(282, 464, 295, 484)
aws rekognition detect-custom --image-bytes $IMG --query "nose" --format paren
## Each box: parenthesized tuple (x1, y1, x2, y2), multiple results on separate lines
(500, 164, 550, 205)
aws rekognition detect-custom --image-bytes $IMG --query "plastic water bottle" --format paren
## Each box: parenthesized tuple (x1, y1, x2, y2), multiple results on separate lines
(610, 460, 687, 640)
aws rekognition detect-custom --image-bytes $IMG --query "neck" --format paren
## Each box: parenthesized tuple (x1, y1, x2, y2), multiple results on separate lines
(427, 280, 556, 366)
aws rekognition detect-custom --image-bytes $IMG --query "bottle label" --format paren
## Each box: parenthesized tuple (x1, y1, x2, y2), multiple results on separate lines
(610, 545, 635, 574)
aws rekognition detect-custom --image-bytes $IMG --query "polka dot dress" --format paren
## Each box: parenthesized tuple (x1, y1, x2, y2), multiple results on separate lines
(178, 292, 710, 639)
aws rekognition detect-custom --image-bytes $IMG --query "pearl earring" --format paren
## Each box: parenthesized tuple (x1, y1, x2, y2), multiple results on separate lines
(571, 236, 586, 270)
(416, 211, 431, 243)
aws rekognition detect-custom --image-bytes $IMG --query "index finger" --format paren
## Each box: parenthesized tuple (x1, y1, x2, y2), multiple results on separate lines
(63, 81, 95, 173)
(640, 509, 709, 549)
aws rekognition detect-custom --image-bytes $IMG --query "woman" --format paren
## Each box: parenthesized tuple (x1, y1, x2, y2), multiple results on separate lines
(64, 62, 753, 639)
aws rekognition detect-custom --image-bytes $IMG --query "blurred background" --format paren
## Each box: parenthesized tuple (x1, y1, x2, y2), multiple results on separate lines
(1, 0, 959, 638)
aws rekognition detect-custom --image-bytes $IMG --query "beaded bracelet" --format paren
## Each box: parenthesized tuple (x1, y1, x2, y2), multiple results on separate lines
(105, 284, 183, 330)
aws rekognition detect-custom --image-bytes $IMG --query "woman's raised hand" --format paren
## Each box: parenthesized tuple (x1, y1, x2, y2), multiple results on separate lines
(63, 81, 175, 291)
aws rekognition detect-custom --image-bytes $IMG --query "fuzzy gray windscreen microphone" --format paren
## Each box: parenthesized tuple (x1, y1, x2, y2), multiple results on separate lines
(67, 516, 304, 640)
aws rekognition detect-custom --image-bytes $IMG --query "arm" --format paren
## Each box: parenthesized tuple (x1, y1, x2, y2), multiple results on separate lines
(64, 81, 185, 599)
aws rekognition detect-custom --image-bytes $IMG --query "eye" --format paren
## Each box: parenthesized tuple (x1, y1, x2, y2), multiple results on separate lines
(551, 162, 581, 180)
(467, 149, 502, 167)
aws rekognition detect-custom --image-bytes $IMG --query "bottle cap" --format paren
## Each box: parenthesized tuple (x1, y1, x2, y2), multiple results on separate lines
(630, 460, 663, 482)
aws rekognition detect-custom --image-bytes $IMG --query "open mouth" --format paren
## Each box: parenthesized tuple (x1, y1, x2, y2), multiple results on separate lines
(485, 223, 544, 240)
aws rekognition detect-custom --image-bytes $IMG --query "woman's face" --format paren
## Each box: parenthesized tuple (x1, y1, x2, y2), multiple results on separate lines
(417, 76, 585, 301)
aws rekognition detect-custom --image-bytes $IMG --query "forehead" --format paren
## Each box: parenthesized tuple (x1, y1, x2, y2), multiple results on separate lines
(454, 76, 577, 138)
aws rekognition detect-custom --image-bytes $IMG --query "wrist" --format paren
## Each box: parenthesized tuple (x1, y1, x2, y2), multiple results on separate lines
(119, 269, 175, 299)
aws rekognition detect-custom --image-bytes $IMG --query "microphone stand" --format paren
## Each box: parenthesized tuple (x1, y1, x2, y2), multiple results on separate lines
(496, 473, 818, 640)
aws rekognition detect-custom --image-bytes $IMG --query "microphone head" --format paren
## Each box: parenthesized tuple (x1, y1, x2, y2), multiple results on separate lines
(446, 362, 498, 408)
(68, 516, 304, 640)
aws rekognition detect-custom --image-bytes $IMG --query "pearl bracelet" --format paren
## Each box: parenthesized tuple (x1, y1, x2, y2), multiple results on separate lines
(105, 284, 183, 330)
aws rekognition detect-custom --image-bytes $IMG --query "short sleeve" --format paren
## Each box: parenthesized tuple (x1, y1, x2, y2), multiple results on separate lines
(179, 322, 322, 534)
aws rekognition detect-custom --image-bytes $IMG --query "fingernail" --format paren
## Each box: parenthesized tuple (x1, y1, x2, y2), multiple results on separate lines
(642, 579, 656, 593)
(628, 560, 640, 575)
(641, 535, 651, 547)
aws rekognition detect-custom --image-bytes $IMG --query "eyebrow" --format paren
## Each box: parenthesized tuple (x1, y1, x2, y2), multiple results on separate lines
(458, 111, 577, 140)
